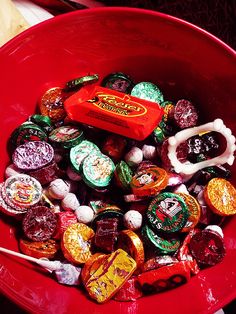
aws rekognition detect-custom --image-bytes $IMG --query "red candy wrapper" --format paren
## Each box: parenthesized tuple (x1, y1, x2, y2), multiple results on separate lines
(54, 211, 78, 239)
(141, 256, 179, 272)
(64, 86, 164, 140)
(102, 134, 127, 162)
(113, 276, 143, 301)
(177, 229, 200, 275)
(137, 261, 191, 295)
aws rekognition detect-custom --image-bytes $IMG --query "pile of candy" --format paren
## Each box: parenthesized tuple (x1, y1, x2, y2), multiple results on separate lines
(1, 72, 236, 303)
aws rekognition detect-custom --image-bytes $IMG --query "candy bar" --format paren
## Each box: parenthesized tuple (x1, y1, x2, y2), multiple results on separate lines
(85, 248, 137, 303)
(94, 218, 119, 253)
(64, 86, 164, 141)
(137, 261, 191, 294)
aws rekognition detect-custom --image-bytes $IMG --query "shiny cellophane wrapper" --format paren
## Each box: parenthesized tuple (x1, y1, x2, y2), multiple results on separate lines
(131, 167, 168, 196)
(137, 261, 191, 291)
(177, 193, 201, 232)
(61, 223, 95, 264)
(81, 253, 108, 285)
(85, 248, 137, 303)
(117, 230, 145, 269)
(39, 87, 67, 122)
(204, 178, 236, 215)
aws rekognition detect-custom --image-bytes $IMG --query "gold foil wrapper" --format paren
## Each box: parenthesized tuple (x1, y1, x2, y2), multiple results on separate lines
(177, 193, 201, 232)
(81, 253, 108, 285)
(204, 178, 236, 216)
(39, 87, 67, 122)
(85, 248, 137, 303)
(62, 223, 95, 264)
(117, 229, 145, 269)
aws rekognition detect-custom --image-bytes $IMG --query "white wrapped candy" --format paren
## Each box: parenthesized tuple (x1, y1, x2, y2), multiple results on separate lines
(142, 144, 157, 160)
(205, 225, 224, 238)
(173, 184, 189, 194)
(75, 205, 95, 224)
(5, 164, 22, 178)
(125, 147, 143, 167)
(48, 179, 70, 200)
(61, 193, 80, 211)
(123, 210, 142, 230)
(54, 263, 82, 286)
(196, 188, 206, 206)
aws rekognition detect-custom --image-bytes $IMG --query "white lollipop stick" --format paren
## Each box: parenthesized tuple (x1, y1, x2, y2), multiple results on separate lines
(0, 246, 62, 272)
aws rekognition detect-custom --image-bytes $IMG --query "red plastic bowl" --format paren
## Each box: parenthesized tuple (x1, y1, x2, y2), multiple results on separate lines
(0, 7, 236, 314)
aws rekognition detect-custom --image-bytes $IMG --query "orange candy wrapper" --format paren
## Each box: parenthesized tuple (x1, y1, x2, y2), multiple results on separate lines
(64, 86, 164, 140)
(61, 223, 95, 264)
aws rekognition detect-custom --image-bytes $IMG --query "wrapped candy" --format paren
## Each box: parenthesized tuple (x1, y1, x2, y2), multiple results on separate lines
(125, 147, 143, 167)
(123, 210, 143, 230)
(48, 178, 70, 200)
(61, 193, 80, 211)
(85, 249, 137, 303)
(75, 205, 95, 224)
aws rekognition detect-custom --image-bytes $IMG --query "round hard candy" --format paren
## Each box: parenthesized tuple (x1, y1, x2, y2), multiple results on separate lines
(123, 210, 143, 230)
(75, 206, 95, 224)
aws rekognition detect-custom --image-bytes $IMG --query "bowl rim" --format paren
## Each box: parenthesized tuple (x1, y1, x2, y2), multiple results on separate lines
(1, 6, 236, 56)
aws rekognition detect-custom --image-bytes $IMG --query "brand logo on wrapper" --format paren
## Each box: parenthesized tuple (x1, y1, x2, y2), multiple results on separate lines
(156, 198, 182, 221)
(87, 92, 147, 117)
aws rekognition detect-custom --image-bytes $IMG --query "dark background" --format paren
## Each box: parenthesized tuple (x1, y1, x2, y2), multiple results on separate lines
(1, 0, 236, 312)
(102, 0, 236, 49)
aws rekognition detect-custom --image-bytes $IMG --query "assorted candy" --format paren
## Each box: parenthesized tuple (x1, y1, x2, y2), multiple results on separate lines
(1, 71, 236, 304)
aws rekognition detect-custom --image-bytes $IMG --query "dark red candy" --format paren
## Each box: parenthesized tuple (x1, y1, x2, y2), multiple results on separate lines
(28, 162, 60, 185)
(177, 229, 200, 275)
(174, 99, 198, 129)
(94, 218, 118, 253)
(136, 160, 157, 172)
(199, 205, 225, 226)
(188, 229, 226, 267)
(160, 139, 171, 169)
(54, 211, 78, 239)
(102, 134, 127, 162)
(129, 200, 148, 215)
(22, 206, 57, 241)
(113, 276, 143, 301)
(161, 139, 188, 169)
(177, 141, 189, 162)
(75, 181, 89, 205)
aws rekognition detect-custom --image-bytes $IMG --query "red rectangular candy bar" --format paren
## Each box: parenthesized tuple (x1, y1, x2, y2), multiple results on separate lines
(64, 86, 164, 140)
(137, 261, 191, 294)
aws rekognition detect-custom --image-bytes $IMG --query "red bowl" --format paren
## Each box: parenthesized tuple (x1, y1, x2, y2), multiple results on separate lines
(0, 7, 236, 314)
